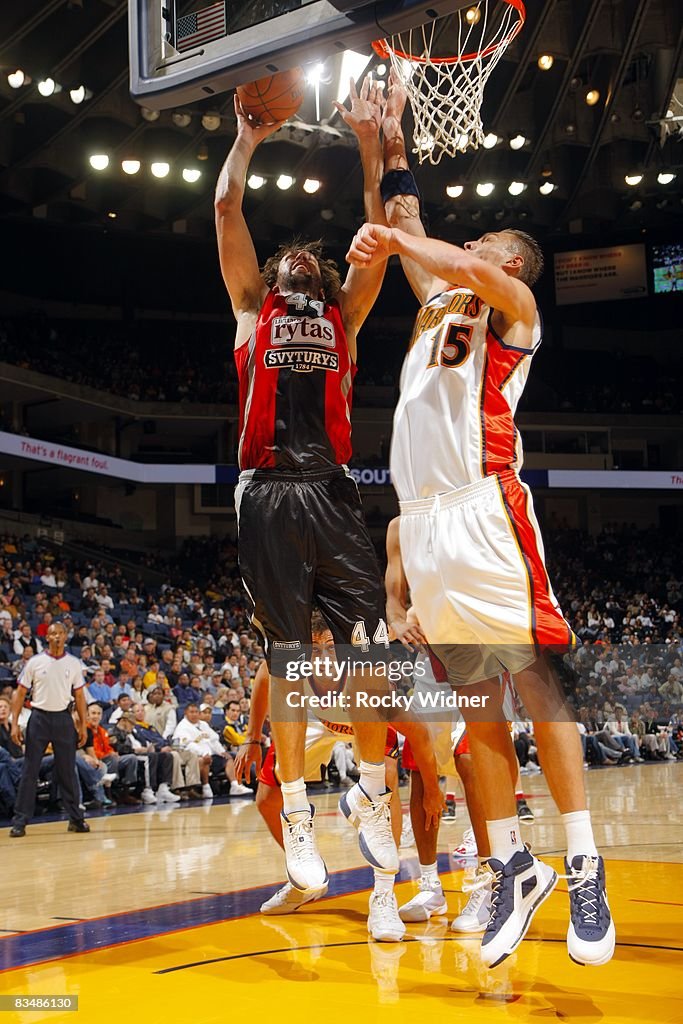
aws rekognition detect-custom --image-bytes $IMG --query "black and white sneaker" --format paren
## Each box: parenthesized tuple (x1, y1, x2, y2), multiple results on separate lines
(565, 855, 616, 966)
(480, 848, 557, 968)
(516, 800, 535, 822)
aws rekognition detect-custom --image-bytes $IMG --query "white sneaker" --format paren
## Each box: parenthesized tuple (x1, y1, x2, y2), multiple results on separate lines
(368, 891, 406, 942)
(201, 784, 214, 799)
(281, 805, 328, 893)
(480, 849, 557, 967)
(399, 816, 415, 849)
(230, 781, 253, 796)
(450, 866, 493, 932)
(452, 827, 478, 858)
(102, 773, 118, 784)
(399, 879, 448, 922)
(339, 784, 399, 873)
(260, 881, 328, 916)
(565, 855, 615, 966)
(157, 784, 181, 803)
(140, 788, 157, 804)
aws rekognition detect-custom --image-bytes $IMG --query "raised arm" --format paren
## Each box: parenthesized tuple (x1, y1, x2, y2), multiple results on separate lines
(214, 99, 284, 339)
(385, 517, 427, 649)
(333, 76, 388, 356)
(381, 71, 448, 304)
(348, 224, 536, 338)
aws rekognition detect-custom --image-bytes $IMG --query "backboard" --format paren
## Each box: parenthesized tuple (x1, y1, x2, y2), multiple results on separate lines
(129, 0, 470, 110)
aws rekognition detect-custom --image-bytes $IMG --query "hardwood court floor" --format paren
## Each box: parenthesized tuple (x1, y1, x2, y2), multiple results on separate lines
(0, 763, 681, 1024)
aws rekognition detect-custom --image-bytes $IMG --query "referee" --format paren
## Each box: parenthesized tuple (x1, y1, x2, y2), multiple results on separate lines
(8, 621, 90, 838)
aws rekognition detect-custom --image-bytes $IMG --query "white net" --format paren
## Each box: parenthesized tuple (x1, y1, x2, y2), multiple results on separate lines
(377, 1, 525, 165)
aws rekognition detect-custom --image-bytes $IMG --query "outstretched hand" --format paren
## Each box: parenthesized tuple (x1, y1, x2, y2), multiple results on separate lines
(346, 223, 396, 267)
(234, 93, 286, 147)
(334, 73, 384, 140)
(383, 68, 408, 124)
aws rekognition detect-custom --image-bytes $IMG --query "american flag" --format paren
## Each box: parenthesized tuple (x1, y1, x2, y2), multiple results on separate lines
(175, 1, 226, 52)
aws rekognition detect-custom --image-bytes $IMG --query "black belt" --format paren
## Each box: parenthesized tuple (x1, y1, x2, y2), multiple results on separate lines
(249, 466, 347, 483)
(32, 707, 71, 714)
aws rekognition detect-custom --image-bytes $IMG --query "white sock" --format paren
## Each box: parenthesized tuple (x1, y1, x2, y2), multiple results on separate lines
(419, 861, 440, 888)
(359, 760, 385, 801)
(486, 815, 523, 863)
(373, 868, 395, 895)
(562, 810, 598, 861)
(281, 777, 308, 818)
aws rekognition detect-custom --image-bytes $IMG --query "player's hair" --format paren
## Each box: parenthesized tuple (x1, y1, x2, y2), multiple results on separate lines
(261, 237, 342, 299)
(310, 608, 329, 639)
(503, 229, 544, 287)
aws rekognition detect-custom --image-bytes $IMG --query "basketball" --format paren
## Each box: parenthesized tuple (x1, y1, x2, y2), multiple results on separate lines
(236, 67, 305, 125)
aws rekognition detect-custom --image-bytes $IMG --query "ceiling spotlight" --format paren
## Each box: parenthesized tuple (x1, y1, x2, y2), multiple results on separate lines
(609, 112, 621, 124)
(7, 69, 26, 89)
(247, 174, 265, 189)
(482, 132, 498, 149)
(631, 106, 644, 123)
(376, 63, 387, 77)
(476, 182, 495, 197)
(141, 107, 161, 122)
(655, 198, 669, 210)
(494, 209, 505, 221)
(585, 89, 600, 106)
(69, 85, 90, 104)
(537, 54, 554, 71)
(569, 76, 582, 92)
(509, 133, 526, 150)
(276, 174, 294, 190)
(89, 154, 109, 171)
(657, 171, 675, 185)
(470, 210, 482, 222)
(201, 111, 222, 131)
(182, 168, 201, 183)
(565, 122, 576, 135)
(303, 178, 321, 194)
(172, 110, 192, 128)
(197, 142, 209, 161)
(539, 181, 556, 195)
(320, 208, 335, 221)
(446, 184, 464, 198)
(541, 163, 553, 178)
(107, 211, 117, 219)
(464, 6, 482, 25)
(629, 198, 643, 211)
(151, 161, 170, 178)
(508, 181, 526, 196)
(38, 78, 58, 97)
(307, 62, 331, 86)
(624, 173, 643, 186)
(121, 159, 141, 175)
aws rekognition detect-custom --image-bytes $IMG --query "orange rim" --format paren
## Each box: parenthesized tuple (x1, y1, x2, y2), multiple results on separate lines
(372, 0, 525, 66)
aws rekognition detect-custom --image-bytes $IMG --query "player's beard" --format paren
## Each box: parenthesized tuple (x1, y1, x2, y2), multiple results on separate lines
(282, 268, 321, 298)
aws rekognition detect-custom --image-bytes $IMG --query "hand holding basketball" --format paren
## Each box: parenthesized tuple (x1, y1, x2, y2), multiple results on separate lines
(334, 74, 384, 140)
(234, 93, 286, 146)
(236, 66, 305, 127)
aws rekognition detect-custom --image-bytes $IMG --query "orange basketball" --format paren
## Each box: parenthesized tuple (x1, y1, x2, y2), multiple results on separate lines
(237, 66, 305, 125)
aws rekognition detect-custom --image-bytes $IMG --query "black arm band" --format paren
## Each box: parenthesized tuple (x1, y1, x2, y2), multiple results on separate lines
(380, 168, 421, 205)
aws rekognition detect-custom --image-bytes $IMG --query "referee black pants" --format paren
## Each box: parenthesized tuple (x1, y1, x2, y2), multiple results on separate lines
(12, 709, 84, 827)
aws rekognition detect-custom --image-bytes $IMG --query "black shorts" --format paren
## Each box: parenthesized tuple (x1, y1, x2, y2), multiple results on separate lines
(235, 466, 386, 665)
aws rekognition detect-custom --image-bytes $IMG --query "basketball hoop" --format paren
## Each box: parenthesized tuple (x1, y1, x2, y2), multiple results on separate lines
(373, 0, 525, 165)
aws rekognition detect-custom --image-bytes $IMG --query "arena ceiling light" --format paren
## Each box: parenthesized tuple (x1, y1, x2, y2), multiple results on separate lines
(121, 159, 141, 175)
(475, 182, 495, 197)
(539, 181, 556, 195)
(509, 133, 527, 150)
(303, 178, 321, 194)
(182, 167, 201, 183)
(151, 161, 170, 178)
(38, 77, 59, 97)
(446, 184, 464, 198)
(247, 174, 265, 189)
(276, 174, 295, 190)
(141, 106, 160, 122)
(201, 111, 222, 131)
(69, 85, 91, 104)
(375, 63, 387, 77)
(508, 181, 526, 196)
(172, 110, 192, 128)
(336, 50, 371, 103)
(89, 153, 109, 171)
(537, 54, 554, 71)
(482, 132, 498, 149)
(7, 69, 27, 88)
(657, 171, 676, 185)
(585, 88, 600, 106)
(624, 173, 643, 186)
(464, 5, 482, 25)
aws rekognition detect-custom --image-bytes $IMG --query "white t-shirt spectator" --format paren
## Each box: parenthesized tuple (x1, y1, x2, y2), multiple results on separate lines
(40, 571, 57, 588)
(18, 651, 85, 711)
(172, 718, 224, 757)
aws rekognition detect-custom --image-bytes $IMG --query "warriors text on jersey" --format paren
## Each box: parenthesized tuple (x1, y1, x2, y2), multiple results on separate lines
(235, 290, 355, 470)
(390, 287, 542, 500)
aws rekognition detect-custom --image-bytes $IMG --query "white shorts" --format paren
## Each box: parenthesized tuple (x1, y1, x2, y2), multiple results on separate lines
(399, 472, 573, 683)
(303, 718, 343, 781)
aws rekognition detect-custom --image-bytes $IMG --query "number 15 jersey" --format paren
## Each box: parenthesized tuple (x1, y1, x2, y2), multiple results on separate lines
(390, 287, 542, 501)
